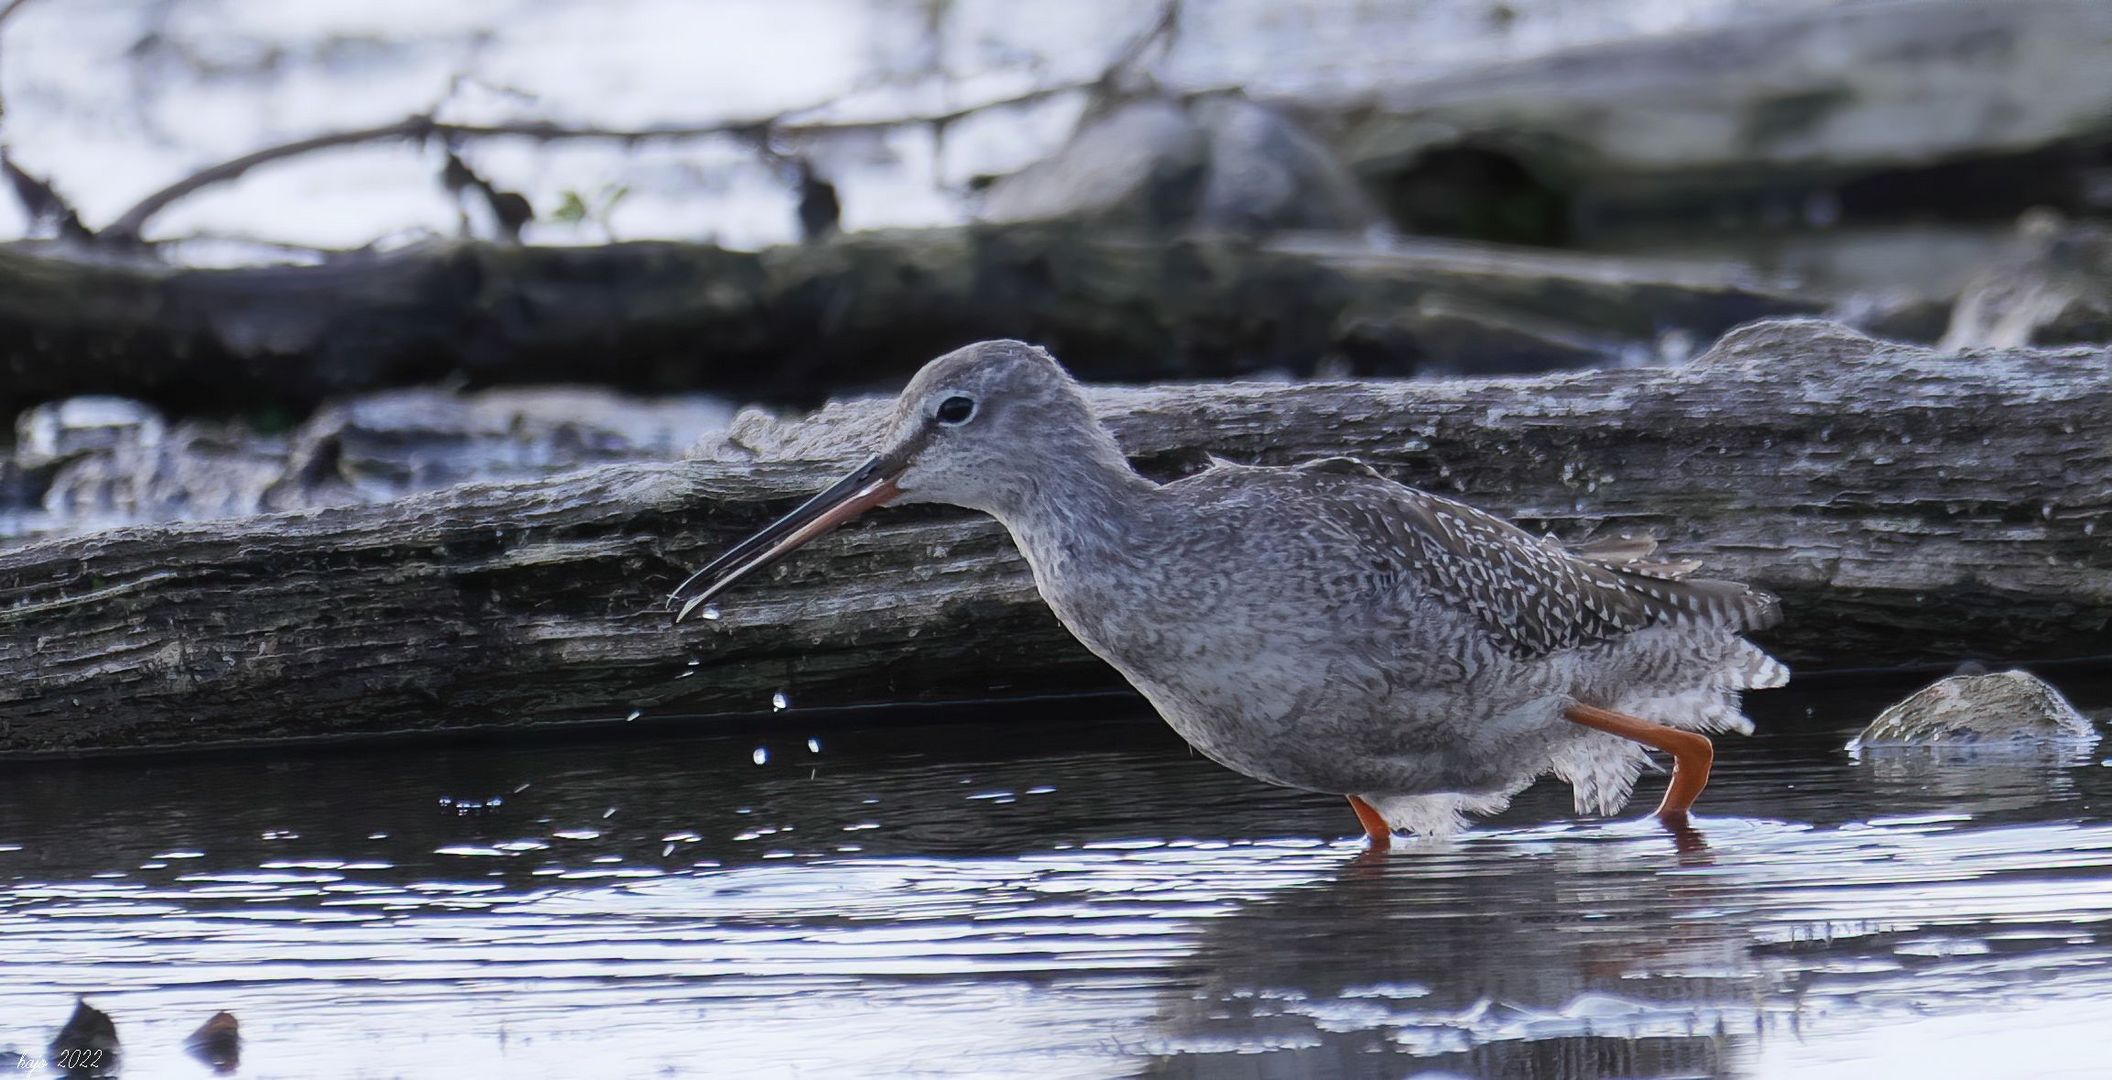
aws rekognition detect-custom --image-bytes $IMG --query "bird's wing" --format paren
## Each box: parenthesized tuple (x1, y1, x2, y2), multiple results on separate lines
(1291, 457, 1780, 658)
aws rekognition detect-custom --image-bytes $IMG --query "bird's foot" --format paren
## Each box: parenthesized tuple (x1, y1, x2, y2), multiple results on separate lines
(1346, 795, 1393, 854)
(1655, 809, 1710, 859)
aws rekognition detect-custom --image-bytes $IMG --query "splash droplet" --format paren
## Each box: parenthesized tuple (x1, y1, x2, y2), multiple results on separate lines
(625, 710, 642, 723)
(806, 737, 821, 753)
(752, 747, 769, 765)
(771, 691, 790, 712)
(700, 606, 722, 621)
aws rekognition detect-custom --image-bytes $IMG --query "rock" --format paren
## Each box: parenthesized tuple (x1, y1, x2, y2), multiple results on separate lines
(184, 1011, 240, 1074)
(48, 998, 118, 1078)
(981, 95, 1375, 233)
(1848, 670, 2100, 749)
(1940, 210, 2112, 350)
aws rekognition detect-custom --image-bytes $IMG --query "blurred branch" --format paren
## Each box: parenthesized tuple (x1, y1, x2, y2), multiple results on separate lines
(2, 148, 89, 240)
(1098, 0, 1182, 98)
(99, 84, 1099, 245)
(0, 0, 34, 34)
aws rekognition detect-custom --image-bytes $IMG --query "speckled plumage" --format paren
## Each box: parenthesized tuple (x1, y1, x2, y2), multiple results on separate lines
(744, 341, 1789, 837)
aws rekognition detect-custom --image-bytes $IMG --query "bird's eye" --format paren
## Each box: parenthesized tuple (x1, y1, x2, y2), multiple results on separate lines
(935, 395, 976, 425)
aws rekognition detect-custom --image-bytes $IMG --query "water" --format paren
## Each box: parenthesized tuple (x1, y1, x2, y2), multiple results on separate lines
(0, 681, 2108, 1079)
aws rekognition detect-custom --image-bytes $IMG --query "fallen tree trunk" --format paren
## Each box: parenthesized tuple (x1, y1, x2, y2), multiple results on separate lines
(0, 226, 1819, 419)
(2, 319, 2107, 756)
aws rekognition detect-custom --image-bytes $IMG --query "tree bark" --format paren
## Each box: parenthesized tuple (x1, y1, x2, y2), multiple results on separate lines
(2, 319, 2106, 756)
(0, 227, 1819, 420)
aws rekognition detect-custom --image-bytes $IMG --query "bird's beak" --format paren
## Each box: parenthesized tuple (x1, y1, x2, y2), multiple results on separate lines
(669, 452, 904, 623)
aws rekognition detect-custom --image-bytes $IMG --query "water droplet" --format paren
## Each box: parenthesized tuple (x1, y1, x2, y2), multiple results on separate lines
(625, 710, 642, 723)
(752, 747, 769, 765)
(700, 606, 722, 621)
(772, 690, 790, 711)
(662, 843, 676, 857)
(806, 737, 821, 753)
(602, 807, 617, 819)
(513, 783, 531, 794)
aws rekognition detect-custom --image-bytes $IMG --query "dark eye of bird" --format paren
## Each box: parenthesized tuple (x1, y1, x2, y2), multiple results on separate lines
(936, 395, 976, 425)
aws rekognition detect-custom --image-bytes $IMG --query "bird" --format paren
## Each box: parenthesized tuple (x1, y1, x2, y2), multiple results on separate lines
(671, 341, 1787, 850)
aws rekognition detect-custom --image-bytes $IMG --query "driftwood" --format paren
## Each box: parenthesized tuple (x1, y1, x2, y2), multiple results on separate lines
(2, 319, 2107, 756)
(0, 226, 1819, 419)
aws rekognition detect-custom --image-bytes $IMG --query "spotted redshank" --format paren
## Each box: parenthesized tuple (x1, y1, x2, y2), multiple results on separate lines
(673, 341, 1787, 849)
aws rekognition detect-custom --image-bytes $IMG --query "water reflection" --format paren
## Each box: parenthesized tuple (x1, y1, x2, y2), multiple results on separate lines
(0, 684, 2106, 1078)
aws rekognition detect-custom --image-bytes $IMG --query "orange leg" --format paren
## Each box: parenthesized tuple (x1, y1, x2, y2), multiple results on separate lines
(1347, 795, 1392, 852)
(1563, 703, 1715, 820)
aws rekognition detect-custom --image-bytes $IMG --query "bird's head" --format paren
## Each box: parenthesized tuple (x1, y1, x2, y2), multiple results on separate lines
(670, 340, 1104, 621)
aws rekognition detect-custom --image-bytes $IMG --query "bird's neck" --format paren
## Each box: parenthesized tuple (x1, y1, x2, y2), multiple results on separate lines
(990, 436, 1161, 576)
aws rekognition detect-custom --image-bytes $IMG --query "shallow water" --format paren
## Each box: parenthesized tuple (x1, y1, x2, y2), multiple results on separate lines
(1, 679, 2108, 1079)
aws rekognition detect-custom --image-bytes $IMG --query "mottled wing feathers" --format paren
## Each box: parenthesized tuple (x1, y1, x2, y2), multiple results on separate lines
(1292, 457, 1779, 657)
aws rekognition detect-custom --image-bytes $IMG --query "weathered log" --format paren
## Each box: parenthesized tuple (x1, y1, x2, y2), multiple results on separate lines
(2, 319, 2107, 756)
(0, 226, 1820, 419)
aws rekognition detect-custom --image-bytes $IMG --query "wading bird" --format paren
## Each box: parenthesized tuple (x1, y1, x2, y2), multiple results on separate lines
(672, 342, 1786, 849)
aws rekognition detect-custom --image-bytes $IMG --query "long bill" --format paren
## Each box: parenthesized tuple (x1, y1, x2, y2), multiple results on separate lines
(669, 454, 903, 623)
